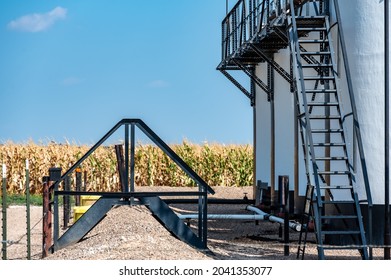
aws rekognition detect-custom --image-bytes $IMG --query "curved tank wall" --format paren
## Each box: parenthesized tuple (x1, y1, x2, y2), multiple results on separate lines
(333, 0, 388, 205)
(255, 0, 389, 207)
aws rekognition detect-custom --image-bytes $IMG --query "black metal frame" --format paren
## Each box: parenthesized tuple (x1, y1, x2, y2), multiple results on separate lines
(219, 0, 374, 259)
(217, 0, 292, 104)
(288, 0, 370, 259)
(332, 0, 373, 255)
(49, 119, 214, 251)
(220, 0, 289, 63)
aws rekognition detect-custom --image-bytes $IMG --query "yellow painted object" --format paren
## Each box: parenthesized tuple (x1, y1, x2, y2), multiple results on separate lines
(80, 195, 101, 206)
(73, 205, 91, 222)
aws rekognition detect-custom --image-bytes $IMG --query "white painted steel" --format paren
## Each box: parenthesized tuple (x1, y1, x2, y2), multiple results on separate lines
(246, 205, 302, 231)
(254, 1, 389, 204)
(178, 214, 266, 220)
(331, 0, 388, 204)
(255, 44, 306, 196)
(177, 206, 302, 232)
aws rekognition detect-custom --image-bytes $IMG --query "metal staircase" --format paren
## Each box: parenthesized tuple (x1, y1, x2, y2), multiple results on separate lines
(49, 119, 214, 255)
(288, 1, 368, 259)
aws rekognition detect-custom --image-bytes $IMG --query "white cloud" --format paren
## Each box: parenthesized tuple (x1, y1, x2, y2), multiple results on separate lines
(61, 77, 82, 86)
(148, 80, 170, 88)
(7, 6, 67, 33)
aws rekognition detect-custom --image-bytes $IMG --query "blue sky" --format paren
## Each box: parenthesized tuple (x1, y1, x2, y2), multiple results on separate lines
(0, 1, 252, 145)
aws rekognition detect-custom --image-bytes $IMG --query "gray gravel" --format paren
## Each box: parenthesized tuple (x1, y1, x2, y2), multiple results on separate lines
(1, 186, 385, 260)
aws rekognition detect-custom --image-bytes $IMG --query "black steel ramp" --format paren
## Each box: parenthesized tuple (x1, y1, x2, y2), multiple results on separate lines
(54, 197, 120, 251)
(139, 196, 205, 249)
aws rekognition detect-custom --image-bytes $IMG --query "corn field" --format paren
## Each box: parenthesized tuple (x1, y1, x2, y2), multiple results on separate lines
(0, 141, 253, 195)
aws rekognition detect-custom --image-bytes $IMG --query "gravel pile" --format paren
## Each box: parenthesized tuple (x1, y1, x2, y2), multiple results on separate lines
(1, 186, 385, 260)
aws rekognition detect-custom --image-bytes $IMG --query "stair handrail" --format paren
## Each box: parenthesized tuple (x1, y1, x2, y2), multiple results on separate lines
(288, 0, 323, 203)
(48, 118, 214, 251)
(221, 0, 289, 62)
(48, 118, 215, 195)
(332, 0, 373, 255)
(331, 1, 373, 207)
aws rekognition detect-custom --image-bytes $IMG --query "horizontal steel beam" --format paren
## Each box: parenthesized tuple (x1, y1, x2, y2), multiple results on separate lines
(55, 190, 207, 198)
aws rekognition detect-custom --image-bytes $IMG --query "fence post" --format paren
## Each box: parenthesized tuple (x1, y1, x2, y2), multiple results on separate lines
(75, 167, 82, 206)
(63, 175, 71, 229)
(42, 176, 52, 258)
(2, 164, 7, 260)
(83, 170, 88, 191)
(25, 159, 31, 260)
(49, 167, 61, 253)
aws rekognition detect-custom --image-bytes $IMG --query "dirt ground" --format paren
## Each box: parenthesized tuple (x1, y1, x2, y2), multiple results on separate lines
(0, 186, 385, 260)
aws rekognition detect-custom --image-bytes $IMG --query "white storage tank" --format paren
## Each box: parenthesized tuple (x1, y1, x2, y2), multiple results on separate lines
(254, 0, 389, 243)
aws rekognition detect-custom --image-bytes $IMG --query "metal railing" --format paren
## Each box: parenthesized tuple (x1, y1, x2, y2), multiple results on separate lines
(331, 0, 373, 256)
(47, 119, 214, 251)
(221, 0, 288, 62)
(289, 0, 373, 257)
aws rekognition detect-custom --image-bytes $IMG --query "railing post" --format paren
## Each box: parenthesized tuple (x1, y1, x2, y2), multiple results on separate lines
(115, 144, 126, 191)
(198, 184, 208, 249)
(75, 167, 82, 206)
(83, 170, 88, 191)
(130, 123, 135, 194)
(53, 181, 59, 252)
(63, 174, 71, 229)
(125, 124, 130, 193)
(266, 0, 270, 24)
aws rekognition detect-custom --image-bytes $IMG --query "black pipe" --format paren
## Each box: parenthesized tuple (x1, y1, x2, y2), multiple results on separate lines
(385, 0, 390, 260)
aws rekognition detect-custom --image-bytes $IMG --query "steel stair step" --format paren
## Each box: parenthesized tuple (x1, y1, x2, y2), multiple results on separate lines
(298, 39, 329, 43)
(295, 16, 326, 19)
(299, 114, 342, 120)
(304, 76, 335, 80)
(309, 115, 341, 119)
(313, 143, 346, 147)
(317, 171, 350, 175)
(302, 64, 333, 68)
(305, 89, 337, 93)
(321, 230, 361, 235)
(300, 51, 331, 55)
(311, 129, 343, 133)
(319, 185, 353, 189)
(308, 102, 339, 106)
(295, 17, 326, 25)
(321, 200, 354, 204)
(297, 27, 327, 31)
(321, 215, 358, 219)
(315, 157, 348, 161)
